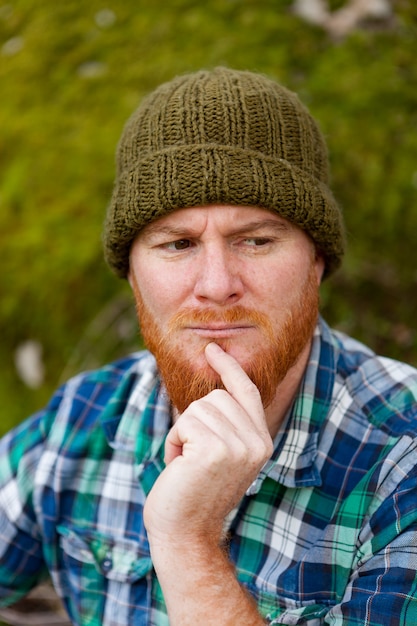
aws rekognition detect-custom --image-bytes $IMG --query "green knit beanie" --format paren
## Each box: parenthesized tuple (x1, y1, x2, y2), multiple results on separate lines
(103, 67, 345, 278)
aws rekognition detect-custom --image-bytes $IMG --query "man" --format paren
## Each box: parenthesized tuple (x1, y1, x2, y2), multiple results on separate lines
(0, 67, 416, 625)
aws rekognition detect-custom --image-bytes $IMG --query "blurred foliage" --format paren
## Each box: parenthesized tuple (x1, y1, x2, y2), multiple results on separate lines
(0, 0, 416, 435)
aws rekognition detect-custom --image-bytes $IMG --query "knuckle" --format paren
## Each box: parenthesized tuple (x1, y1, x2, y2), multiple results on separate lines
(263, 435, 274, 459)
(251, 434, 273, 464)
(204, 439, 231, 469)
(206, 388, 228, 402)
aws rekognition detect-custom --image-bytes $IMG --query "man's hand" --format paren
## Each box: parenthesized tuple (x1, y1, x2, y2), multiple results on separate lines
(144, 341, 273, 547)
(143, 343, 272, 625)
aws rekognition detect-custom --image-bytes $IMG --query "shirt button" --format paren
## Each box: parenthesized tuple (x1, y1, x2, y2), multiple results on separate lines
(102, 556, 112, 572)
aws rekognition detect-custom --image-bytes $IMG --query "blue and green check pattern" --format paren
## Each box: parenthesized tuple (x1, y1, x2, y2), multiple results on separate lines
(1, 318, 417, 625)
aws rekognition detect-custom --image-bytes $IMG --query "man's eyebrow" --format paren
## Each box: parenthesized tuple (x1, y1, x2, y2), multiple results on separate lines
(228, 219, 292, 235)
(140, 224, 201, 241)
(141, 218, 292, 240)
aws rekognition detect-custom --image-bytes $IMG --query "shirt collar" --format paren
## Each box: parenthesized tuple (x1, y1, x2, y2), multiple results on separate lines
(247, 317, 338, 492)
(99, 353, 170, 455)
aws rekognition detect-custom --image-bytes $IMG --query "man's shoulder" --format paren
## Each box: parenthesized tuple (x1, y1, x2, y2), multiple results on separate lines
(0, 351, 160, 483)
(38, 350, 158, 439)
(330, 327, 417, 437)
(55, 350, 153, 391)
(65, 350, 156, 391)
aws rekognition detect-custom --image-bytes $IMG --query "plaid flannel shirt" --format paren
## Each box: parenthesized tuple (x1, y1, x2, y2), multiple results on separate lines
(1, 317, 417, 625)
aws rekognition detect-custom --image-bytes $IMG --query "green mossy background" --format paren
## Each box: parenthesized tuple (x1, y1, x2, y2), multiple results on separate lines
(1, 0, 416, 436)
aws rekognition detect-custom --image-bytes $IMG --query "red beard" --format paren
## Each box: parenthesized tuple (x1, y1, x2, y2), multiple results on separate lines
(131, 267, 319, 414)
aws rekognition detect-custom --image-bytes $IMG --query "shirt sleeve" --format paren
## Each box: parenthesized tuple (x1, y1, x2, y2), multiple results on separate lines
(0, 409, 51, 605)
(326, 460, 417, 625)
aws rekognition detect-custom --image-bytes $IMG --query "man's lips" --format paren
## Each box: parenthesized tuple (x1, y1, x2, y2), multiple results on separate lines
(183, 324, 255, 338)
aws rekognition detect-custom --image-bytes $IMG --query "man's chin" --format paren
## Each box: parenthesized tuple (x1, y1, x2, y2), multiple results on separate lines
(182, 344, 254, 381)
(184, 359, 223, 388)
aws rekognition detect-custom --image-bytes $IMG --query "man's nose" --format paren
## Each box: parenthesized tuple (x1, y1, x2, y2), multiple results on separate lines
(193, 244, 244, 306)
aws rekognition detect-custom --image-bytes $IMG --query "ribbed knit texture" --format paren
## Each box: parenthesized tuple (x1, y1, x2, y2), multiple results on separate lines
(103, 67, 345, 278)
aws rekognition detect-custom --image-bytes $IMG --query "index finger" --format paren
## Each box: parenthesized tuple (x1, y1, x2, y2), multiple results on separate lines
(204, 342, 264, 424)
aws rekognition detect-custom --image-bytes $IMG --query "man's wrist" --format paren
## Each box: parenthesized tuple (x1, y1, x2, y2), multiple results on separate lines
(148, 535, 265, 625)
(148, 529, 227, 571)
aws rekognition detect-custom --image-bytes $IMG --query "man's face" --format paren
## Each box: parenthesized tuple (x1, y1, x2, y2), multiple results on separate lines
(129, 205, 324, 414)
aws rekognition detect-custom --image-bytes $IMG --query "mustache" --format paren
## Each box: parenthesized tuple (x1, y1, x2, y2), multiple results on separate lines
(167, 305, 273, 332)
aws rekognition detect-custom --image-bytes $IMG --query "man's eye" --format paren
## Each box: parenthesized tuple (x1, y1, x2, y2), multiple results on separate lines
(244, 237, 271, 246)
(166, 239, 192, 250)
